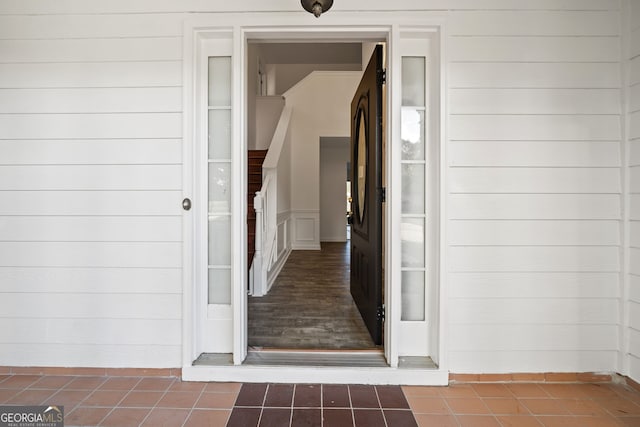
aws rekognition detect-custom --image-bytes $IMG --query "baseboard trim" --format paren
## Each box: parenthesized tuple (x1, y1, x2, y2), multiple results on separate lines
(0, 366, 620, 385)
(266, 247, 292, 293)
(449, 372, 613, 383)
(0, 366, 182, 378)
(624, 375, 640, 392)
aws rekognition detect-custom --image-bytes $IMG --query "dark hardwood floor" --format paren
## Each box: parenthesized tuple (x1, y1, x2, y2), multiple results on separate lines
(248, 242, 377, 350)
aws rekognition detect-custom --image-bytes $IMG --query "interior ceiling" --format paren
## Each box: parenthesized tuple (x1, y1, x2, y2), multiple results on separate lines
(251, 42, 362, 65)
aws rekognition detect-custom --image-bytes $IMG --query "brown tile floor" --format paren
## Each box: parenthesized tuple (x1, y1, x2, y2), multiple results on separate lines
(2, 374, 640, 426)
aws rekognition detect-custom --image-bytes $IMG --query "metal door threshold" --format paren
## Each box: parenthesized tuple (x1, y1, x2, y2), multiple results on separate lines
(243, 348, 387, 367)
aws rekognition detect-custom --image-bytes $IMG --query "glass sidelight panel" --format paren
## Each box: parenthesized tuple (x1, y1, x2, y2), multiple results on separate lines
(208, 57, 231, 107)
(401, 271, 425, 321)
(208, 268, 231, 305)
(401, 218, 425, 268)
(401, 57, 425, 106)
(401, 164, 425, 214)
(208, 215, 231, 266)
(401, 108, 425, 161)
(207, 56, 232, 306)
(400, 55, 427, 322)
(208, 162, 231, 213)
(208, 110, 231, 159)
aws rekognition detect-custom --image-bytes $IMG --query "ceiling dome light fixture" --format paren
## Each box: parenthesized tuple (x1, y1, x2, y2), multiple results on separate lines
(301, 0, 333, 18)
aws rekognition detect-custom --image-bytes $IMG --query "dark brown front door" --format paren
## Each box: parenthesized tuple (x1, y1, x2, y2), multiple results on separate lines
(350, 45, 384, 345)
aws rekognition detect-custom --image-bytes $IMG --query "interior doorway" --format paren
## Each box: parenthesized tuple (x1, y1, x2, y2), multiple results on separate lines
(247, 41, 386, 352)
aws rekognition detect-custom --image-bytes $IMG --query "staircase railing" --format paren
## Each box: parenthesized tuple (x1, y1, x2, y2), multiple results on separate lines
(250, 105, 292, 296)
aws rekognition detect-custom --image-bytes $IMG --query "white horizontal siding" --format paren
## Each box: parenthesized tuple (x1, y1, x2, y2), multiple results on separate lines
(0, 38, 181, 63)
(449, 11, 619, 36)
(631, 26, 640, 58)
(631, 84, 640, 113)
(0, 88, 182, 114)
(632, 196, 640, 220)
(450, 246, 620, 272)
(0, 268, 181, 294)
(633, 0, 640, 31)
(1, 319, 180, 346)
(0, 14, 184, 39)
(450, 351, 617, 374)
(632, 57, 640, 86)
(630, 302, 640, 333)
(629, 329, 640, 359)
(631, 275, 640, 303)
(0, 0, 618, 14)
(625, 1, 640, 381)
(449, 220, 620, 246)
(0, 217, 181, 242)
(450, 62, 620, 88)
(0, 62, 182, 88)
(632, 166, 640, 192)
(0, 1, 624, 373)
(449, 272, 620, 299)
(631, 141, 640, 166)
(0, 191, 181, 216)
(0, 165, 180, 190)
(450, 299, 619, 325)
(0, 0, 185, 361)
(449, 194, 621, 220)
(450, 89, 620, 115)
(0, 140, 182, 165)
(0, 113, 181, 139)
(0, 343, 180, 368)
(443, 1, 618, 374)
(450, 115, 620, 141)
(0, 294, 180, 319)
(450, 36, 619, 62)
(450, 324, 618, 351)
(631, 248, 640, 276)
(631, 111, 640, 140)
(449, 141, 620, 167)
(0, 242, 181, 268)
(449, 167, 620, 194)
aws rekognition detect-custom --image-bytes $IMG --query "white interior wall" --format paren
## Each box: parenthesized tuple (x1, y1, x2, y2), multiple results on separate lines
(277, 120, 292, 216)
(320, 138, 350, 242)
(255, 96, 284, 150)
(284, 72, 360, 250)
(0, 0, 628, 373)
(626, 0, 640, 382)
(274, 63, 361, 94)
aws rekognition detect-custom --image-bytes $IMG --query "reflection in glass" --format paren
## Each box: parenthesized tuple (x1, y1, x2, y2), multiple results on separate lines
(401, 164, 425, 214)
(208, 268, 231, 305)
(208, 163, 231, 213)
(401, 108, 425, 161)
(208, 215, 231, 266)
(356, 108, 367, 223)
(402, 57, 425, 107)
(208, 57, 231, 107)
(401, 218, 425, 268)
(208, 110, 231, 159)
(402, 271, 425, 321)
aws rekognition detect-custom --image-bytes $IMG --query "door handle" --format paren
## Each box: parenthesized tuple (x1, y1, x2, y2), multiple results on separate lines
(182, 198, 192, 211)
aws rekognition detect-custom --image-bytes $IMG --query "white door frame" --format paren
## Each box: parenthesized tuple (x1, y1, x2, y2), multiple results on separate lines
(182, 11, 448, 385)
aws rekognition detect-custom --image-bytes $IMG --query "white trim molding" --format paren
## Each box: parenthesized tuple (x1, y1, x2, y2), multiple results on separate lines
(291, 210, 321, 250)
(182, 11, 448, 385)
